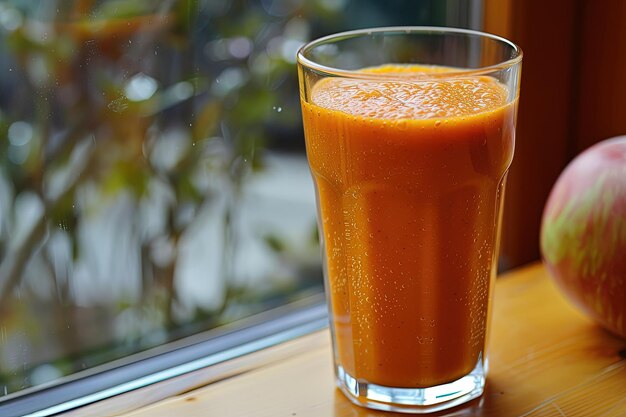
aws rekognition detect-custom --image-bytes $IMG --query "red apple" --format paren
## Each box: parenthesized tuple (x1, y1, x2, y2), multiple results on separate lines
(541, 136, 626, 339)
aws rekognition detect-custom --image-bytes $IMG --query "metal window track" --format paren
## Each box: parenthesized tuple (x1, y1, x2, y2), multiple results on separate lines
(0, 296, 328, 417)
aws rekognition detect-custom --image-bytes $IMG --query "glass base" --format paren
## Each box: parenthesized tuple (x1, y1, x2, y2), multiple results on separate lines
(336, 357, 485, 414)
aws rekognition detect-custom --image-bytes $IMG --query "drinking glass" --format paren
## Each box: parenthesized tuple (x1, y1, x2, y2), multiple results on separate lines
(297, 27, 522, 413)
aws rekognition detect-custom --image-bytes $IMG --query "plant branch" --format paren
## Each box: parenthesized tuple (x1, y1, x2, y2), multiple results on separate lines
(0, 140, 98, 305)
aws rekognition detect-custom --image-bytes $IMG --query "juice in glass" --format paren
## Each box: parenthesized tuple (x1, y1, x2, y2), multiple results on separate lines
(298, 27, 522, 413)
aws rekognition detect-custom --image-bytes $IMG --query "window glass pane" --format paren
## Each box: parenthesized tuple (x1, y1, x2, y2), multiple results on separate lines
(0, 0, 472, 400)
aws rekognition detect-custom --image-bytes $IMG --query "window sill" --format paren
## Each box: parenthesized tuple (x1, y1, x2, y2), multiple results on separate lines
(71, 262, 626, 416)
(1, 295, 327, 417)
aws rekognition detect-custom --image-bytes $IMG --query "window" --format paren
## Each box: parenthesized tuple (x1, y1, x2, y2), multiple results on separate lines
(0, 1, 479, 415)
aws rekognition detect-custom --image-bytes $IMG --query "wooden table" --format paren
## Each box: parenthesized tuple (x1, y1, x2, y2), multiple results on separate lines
(72, 263, 626, 416)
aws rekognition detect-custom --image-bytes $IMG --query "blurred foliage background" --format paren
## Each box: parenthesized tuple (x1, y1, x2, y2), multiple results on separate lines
(0, 0, 460, 397)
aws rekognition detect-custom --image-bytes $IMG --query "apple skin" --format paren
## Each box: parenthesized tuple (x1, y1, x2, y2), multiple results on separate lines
(541, 136, 626, 339)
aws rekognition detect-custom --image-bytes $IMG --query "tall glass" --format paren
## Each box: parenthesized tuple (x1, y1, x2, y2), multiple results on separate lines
(297, 27, 522, 413)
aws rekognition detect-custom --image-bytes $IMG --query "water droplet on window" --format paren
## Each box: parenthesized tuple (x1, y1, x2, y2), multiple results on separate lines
(108, 97, 128, 113)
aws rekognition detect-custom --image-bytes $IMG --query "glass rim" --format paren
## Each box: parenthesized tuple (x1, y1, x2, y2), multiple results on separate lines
(297, 26, 523, 80)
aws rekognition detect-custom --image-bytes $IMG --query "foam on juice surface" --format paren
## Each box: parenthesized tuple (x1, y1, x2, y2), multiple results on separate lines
(311, 65, 508, 120)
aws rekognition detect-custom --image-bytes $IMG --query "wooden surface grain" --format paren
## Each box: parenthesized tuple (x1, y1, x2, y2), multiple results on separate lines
(104, 263, 626, 416)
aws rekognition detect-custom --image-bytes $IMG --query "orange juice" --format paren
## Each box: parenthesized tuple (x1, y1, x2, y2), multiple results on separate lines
(301, 65, 516, 388)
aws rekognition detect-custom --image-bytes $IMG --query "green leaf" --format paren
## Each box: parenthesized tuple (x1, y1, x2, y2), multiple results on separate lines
(309, 221, 319, 246)
(93, 0, 156, 20)
(102, 160, 149, 197)
(192, 101, 221, 141)
(263, 233, 285, 253)
(176, 174, 203, 203)
(174, 0, 200, 31)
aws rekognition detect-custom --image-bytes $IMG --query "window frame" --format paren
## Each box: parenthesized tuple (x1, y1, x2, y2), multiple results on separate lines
(0, 295, 327, 417)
